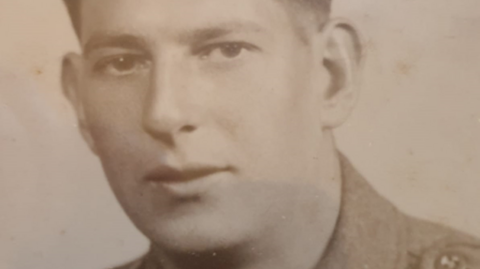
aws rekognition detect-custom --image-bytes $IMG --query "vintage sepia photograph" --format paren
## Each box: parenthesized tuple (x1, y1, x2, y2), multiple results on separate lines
(1, 0, 479, 269)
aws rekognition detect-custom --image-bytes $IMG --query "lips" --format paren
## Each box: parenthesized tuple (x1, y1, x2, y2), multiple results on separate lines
(144, 164, 230, 184)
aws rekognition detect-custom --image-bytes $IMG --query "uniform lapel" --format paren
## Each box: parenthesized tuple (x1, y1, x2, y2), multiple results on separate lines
(317, 154, 408, 269)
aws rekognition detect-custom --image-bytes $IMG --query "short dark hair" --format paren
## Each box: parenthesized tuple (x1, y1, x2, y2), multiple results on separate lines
(63, 0, 331, 37)
(63, 0, 81, 36)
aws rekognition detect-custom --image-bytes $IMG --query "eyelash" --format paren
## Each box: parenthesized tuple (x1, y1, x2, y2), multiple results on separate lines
(93, 54, 150, 73)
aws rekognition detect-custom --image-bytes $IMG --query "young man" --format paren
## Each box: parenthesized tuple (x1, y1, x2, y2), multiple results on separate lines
(62, 0, 480, 268)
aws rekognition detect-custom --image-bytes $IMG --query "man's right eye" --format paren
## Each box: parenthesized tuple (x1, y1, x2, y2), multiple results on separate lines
(94, 54, 151, 76)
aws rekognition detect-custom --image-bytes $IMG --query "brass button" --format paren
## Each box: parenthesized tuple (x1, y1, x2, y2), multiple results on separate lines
(435, 253, 468, 269)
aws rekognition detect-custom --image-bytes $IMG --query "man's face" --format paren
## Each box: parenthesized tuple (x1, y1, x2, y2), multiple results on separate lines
(73, 0, 340, 252)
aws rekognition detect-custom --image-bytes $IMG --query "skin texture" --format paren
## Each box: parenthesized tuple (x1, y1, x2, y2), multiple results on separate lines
(62, 0, 363, 268)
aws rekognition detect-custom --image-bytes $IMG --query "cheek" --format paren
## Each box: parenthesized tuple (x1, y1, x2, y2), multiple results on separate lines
(209, 52, 321, 178)
(82, 76, 146, 136)
(80, 77, 150, 171)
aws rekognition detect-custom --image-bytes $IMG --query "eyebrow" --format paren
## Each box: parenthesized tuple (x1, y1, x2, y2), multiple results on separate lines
(83, 34, 149, 57)
(178, 21, 267, 44)
(82, 21, 267, 56)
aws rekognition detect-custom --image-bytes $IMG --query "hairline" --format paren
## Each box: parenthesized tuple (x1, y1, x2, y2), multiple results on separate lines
(64, 0, 331, 41)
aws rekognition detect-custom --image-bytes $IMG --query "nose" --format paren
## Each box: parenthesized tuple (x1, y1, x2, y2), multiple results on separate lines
(143, 54, 198, 146)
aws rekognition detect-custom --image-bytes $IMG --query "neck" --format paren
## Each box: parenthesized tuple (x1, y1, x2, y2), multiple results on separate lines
(146, 136, 342, 269)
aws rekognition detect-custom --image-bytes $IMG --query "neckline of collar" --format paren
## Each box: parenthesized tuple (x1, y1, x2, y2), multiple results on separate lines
(316, 153, 408, 269)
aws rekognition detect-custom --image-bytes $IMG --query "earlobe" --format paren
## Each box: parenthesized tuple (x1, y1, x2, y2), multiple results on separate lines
(62, 53, 99, 155)
(318, 18, 365, 129)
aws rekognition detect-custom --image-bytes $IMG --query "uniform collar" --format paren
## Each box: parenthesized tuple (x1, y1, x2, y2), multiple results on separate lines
(316, 153, 408, 269)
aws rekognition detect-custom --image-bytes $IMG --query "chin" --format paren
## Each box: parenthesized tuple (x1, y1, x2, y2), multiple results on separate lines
(144, 209, 256, 253)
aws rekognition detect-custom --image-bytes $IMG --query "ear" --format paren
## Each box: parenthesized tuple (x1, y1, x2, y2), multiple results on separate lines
(317, 18, 365, 129)
(62, 53, 99, 155)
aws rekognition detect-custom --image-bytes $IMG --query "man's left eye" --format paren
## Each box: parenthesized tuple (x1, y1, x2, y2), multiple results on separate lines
(199, 43, 256, 61)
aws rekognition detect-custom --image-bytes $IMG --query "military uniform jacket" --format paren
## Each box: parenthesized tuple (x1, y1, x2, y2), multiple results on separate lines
(112, 155, 480, 269)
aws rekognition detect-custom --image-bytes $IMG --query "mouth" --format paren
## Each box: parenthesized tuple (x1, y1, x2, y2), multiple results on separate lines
(144, 164, 233, 197)
(144, 164, 231, 184)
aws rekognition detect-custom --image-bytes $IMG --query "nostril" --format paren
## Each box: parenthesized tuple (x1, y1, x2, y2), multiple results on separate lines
(180, 125, 196, 133)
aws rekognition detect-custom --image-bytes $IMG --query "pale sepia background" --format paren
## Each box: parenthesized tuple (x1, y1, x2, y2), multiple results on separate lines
(0, 0, 479, 268)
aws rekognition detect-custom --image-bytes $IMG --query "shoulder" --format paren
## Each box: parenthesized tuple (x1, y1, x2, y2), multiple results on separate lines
(404, 216, 480, 269)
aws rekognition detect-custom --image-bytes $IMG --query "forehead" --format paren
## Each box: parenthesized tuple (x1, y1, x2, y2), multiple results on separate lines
(79, 0, 298, 44)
